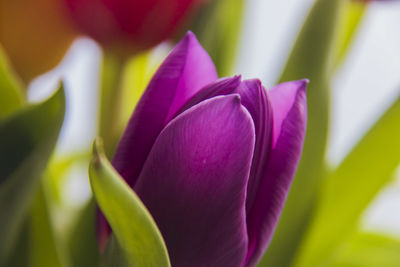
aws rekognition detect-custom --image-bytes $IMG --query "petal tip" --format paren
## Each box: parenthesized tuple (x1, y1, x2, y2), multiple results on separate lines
(232, 93, 241, 104)
(172, 31, 199, 54)
(295, 79, 308, 101)
(299, 78, 309, 84)
(217, 93, 243, 108)
(243, 78, 263, 88)
(185, 30, 195, 37)
(182, 30, 199, 46)
(297, 79, 309, 92)
(227, 75, 243, 88)
(233, 74, 242, 83)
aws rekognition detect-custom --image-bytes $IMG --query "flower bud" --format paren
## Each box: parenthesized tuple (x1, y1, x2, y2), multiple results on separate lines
(99, 32, 308, 267)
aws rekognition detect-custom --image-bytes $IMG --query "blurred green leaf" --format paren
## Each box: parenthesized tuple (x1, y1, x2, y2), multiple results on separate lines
(294, 95, 400, 267)
(67, 198, 99, 267)
(4, 218, 30, 267)
(99, 52, 126, 158)
(330, 232, 400, 267)
(261, 0, 344, 266)
(45, 152, 90, 205)
(5, 182, 70, 267)
(102, 234, 129, 267)
(40, 152, 96, 267)
(335, 0, 367, 68)
(101, 51, 160, 158)
(29, 183, 67, 267)
(89, 139, 171, 267)
(190, 0, 245, 76)
(0, 45, 24, 119)
(120, 52, 156, 129)
(0, 87, 65, 263)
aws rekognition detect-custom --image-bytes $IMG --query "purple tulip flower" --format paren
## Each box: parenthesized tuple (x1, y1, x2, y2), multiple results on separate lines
(100, 31, 307, 267)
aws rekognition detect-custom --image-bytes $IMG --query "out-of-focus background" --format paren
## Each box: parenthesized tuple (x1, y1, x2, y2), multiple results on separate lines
(26, 0, 400, 241)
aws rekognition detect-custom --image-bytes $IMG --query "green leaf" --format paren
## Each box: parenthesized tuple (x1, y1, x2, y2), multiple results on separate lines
(67, 198, 99, 267)
(98, 53, 126, 158)
(102, 51, 159, 158)
(41, 151, 96, 267)
(45, 151, 90, 205)
(260, 0, 344, 266)
(120, 52, 156, 131)
(294, 96, 400, 267)
(29, 183, 67, 267)
(0, 86, 65, 263)
(0, 45, 25, 119)
(330, 232, 400, 267)
(190, 0, 245, 76)
(102, 234, 129, 267)
(335, 1, 367, 68)
(4, 218, 30, 267)
(5, 182, 69, 267)
(89, 139, 171, 267)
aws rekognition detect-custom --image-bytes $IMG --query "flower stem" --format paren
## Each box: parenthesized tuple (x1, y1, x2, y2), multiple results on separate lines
(98, 51, 126, 158)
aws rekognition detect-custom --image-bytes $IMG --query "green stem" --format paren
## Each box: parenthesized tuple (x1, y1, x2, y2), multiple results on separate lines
(334, 1, 367, 69)
(98, 52, 126, 158)
(260, 0, 344, 266)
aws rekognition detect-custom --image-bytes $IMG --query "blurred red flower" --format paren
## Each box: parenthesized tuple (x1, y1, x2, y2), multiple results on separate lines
(64, 0, 206, 54)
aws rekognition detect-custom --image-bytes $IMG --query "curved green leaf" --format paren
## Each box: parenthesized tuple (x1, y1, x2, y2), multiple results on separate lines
(294, 95, 400, 267)
(120, 53, 155, 129)
(67, 198, 99, 267)
(261, 0, 344, 266)
(89, 139, 171, 267)
(5, 183, 68, 267)
(102, 234, 129, 267)
(3, 218, 30, 267)
(29, 183, 67, 267)
(0, 86, 65, 263)
(331, 232, 400, 267)
(98, 53, 126, 158)
(335, 1, 367, 68)
(0, 45, 24, 119)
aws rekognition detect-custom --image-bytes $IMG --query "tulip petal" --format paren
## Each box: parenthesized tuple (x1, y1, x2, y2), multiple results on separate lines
(178, 75, 242, 113)
(134, 95, 255, 267)
(235, 79, 273, 215)
(245, 80, 307, 266)
(270, 80, 308, 148)
(113, 31, 217, 189)
(100, 31, 217, 248)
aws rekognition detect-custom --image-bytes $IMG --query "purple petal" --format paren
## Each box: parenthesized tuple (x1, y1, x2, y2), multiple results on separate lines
(245, 80, 307, 266)
(177, 76, 242, 113)
(235, 79, 273, 215)
(99, 31, 217, 248)
(269, 80, 308, 148)
(134, 95, 255, 267)
(112, 31, 217, 188)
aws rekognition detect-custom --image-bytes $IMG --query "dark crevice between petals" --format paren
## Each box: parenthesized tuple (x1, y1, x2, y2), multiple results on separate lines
(236, 79, 273, 217)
